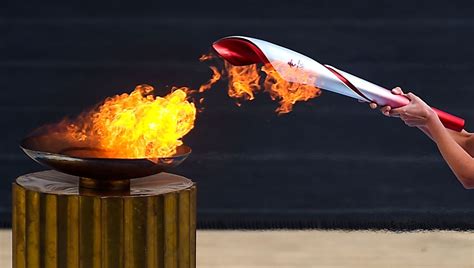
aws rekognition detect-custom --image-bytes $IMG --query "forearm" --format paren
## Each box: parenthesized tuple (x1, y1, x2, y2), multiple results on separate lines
(427, 116, 474, 188)
(418, 126, 433, 140)
(419, 126, 473, 156)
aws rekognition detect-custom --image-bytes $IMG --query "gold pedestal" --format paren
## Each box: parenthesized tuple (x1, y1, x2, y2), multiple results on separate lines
(12, 170, 196, 268)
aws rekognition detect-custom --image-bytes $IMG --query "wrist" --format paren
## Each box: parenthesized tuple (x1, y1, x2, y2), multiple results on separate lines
(426, 108, 442, 130)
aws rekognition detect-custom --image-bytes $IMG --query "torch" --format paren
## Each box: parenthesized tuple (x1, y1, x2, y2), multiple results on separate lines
(212, 36, 465, 132)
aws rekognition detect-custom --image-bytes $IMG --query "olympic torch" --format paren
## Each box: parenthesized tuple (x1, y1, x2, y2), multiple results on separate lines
(212, 36, 465, 132)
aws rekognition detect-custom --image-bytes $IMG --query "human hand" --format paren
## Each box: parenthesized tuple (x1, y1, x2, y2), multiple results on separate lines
(368, 87, 403, 116)
(369, 87, 437, 128)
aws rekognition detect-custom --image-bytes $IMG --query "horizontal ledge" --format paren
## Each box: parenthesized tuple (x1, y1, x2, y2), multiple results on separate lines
(199, 208, 474, 214)
(0, 152, 444, 163)
(1, 61, 473, 69)
(196, 214, 474, 230)
(188, 152, 444, 163)
(4, 18, 474, 27)
(0, 104, 471, 117)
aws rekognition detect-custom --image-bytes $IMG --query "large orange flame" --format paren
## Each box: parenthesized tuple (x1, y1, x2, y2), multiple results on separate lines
(56, 84, 196, 158)
(225, 62, 261, 102)
(200, 54, 322, 113)
(261, 62, 321, 114)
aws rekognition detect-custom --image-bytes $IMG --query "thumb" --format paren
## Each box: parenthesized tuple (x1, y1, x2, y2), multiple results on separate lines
(391, 87, 404, 95)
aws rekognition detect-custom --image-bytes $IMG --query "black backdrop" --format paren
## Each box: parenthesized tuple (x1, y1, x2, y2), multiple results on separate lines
(1, 0, 474, 229)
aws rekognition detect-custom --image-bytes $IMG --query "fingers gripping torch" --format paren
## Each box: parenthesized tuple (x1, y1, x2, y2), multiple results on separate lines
(212, 36, 465, 132)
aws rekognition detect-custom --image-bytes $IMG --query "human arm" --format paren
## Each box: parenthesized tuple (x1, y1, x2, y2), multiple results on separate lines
(422, 112, 474, 188)
(371, 87, 474, 188)
(373, 88, 474, 157)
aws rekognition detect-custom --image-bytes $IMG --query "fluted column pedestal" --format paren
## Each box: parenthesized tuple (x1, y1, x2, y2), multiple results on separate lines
(12, 170, 196, 268)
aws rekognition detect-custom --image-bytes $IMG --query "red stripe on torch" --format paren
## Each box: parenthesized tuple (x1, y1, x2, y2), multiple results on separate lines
(324, 65, 465, 131)
(323, 65, 372, 103)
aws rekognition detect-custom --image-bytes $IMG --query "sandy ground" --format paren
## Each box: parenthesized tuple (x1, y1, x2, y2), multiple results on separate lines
(1, 229, 473, 267)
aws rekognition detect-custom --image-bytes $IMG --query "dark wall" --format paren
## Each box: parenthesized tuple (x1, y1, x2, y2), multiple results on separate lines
(1, 0, 474, 229)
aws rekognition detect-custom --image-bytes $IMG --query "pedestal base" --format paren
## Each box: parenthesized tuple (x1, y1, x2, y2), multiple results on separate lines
(12, 170, 196, 268)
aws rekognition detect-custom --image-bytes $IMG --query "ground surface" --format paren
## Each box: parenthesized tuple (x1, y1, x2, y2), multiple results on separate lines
(1, 229, 473, 267)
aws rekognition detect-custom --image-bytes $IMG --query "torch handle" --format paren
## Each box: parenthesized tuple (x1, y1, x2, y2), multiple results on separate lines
(431, 107, 465, 132)
(323, 65, 466, 132)
(384, 93, 465, 132)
